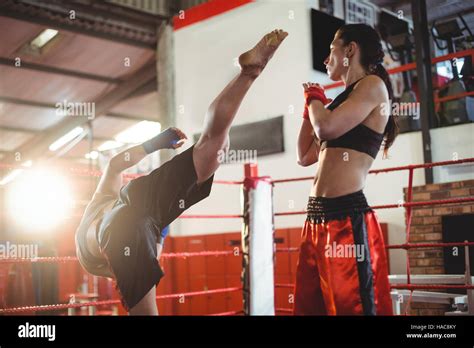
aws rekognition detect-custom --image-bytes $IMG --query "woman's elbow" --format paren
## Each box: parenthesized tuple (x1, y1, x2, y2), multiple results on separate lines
(297, 157, 317, 167)
(297, 159, 309, 167)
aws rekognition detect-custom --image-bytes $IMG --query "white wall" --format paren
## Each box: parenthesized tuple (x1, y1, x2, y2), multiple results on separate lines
(173, 0, 316, 237)
(171, 0, 474, 275)
(431, 123, 474, 183)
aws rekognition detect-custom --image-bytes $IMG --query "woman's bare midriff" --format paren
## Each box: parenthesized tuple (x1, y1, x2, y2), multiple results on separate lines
(311, 147, 374, 198)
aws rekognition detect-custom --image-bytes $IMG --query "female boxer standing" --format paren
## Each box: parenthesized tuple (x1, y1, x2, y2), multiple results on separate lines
(294, 24, 397, 315)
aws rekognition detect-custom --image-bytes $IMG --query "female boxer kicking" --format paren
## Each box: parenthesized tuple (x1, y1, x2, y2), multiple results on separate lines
(75, 29, 288, 315)
(294, 24, 397, 315)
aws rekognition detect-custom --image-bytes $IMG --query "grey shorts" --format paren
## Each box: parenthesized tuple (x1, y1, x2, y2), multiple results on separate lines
(98, 145, 214, 310)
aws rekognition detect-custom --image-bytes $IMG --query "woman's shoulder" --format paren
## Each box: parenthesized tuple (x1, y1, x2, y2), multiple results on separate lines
(356, 74, 385, 88)
(353, 75, 388, 100)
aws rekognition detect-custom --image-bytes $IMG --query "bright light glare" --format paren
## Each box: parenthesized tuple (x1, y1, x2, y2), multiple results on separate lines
(49, 127, 84, 151)
(115, 121, 161, 144)
(31, 29, 58, 49)
(85, 151, 99, 160)
(437, 58, 464, 79)
(456, 59, 464, 76)
(6, 169, 73, 230)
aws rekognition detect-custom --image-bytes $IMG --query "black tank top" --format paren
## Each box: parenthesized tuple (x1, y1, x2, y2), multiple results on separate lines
(320, 78, 384, 159)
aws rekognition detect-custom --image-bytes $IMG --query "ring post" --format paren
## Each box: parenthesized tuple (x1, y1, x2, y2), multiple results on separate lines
(242, 163, 275, 315)
(464, 241, 474, 315)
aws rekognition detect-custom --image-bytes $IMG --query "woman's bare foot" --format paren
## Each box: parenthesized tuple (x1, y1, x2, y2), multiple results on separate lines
(239, 29, 288, 78)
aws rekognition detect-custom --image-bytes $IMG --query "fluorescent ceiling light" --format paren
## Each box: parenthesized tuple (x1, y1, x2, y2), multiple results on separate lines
(0, 161, 34, 186)
(0, 169, 24, 186)
(49, 127, 84, 151)
(98, 140, 123, 152)
(31, 29, 58, 49)
(115, 121, 161, 144)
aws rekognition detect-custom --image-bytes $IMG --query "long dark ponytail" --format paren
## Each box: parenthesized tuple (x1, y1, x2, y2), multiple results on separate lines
(336, 23, 398, 157)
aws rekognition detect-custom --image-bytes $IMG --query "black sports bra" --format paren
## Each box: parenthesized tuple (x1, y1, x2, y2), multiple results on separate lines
(320, 78, 384, 159)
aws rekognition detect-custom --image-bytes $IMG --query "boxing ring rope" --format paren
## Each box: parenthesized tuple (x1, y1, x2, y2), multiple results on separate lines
(178, 214, 242, 219)
(0, 162, 244, 185)
(322, 48, 474, 90)
(275, 197, 474, 216)
(0, 163, 243, 220)
(0, 287, 243, 315)
(0, 250, 237, 264)
(436, 91, 474, 103)
(390, 285, 474, 290)
(386, 242, 474, 250)
(0, 247, 243, 315)
(272, 158, 474, 184)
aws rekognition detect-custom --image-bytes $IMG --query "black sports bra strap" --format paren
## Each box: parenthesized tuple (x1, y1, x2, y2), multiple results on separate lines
(326, 77, 365, 110)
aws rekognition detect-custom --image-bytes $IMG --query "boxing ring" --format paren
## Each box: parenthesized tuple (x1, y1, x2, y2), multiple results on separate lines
(0, 49, 473, 317)
(0, 156, 473, 316)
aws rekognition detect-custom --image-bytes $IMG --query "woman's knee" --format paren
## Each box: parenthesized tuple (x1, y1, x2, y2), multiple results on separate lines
(196, 132, 229, 157)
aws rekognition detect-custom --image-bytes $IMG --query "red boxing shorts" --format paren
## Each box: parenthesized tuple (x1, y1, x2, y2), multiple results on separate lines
(293, 190, 393, 315)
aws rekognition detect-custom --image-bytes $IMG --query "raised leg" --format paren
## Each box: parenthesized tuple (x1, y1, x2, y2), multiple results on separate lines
(193, 29, 288, 184)
(129, 285, 158, 316)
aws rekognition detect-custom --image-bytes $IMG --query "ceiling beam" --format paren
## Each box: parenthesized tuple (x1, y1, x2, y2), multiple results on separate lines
(125, 77, 158, 99)
(7, 60, 158, 162)
(0, 96, 56, 109)
(0, 57, 122, 84)
(0, 125, 36, 134)
(0, 96, 156, 121)
(0, 126, 114, 143)
(0, 0, 166, 49)
(57, 0, 169, 23)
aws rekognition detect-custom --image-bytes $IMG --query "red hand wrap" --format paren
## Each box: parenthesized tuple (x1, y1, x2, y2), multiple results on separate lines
(304, 86, 330, 107)
(303, 105, 310, 120)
